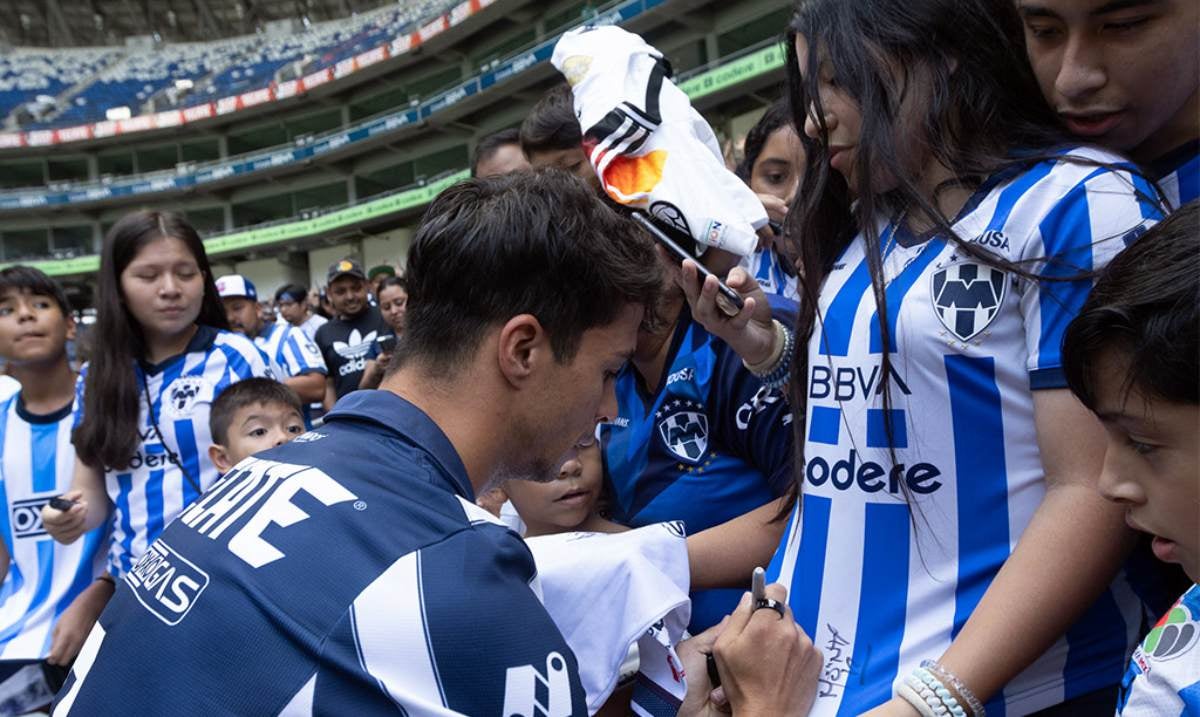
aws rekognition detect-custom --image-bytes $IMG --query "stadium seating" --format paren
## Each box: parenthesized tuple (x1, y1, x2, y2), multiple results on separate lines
(2, 0, 451, 129)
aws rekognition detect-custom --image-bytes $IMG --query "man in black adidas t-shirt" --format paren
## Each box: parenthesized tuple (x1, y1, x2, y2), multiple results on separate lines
(314, 259, 389, 404)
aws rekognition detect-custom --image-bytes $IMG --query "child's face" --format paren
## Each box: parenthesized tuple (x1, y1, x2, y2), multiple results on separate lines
(0, 289, 73, 364)
(1093, 350, 1200, 582)
(210, 401, 305, 474)
(504, 437, 604, 537)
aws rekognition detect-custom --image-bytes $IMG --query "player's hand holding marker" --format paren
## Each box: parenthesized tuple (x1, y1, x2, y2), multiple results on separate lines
(41, 489, 89, 544)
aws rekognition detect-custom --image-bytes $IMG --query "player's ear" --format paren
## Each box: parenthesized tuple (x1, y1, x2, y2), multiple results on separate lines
(496, 314, 549, 388)
(209, 444, 234, 475)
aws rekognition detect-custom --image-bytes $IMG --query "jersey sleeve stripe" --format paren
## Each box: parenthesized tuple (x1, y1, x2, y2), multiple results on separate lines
(351, 550, 448, 712)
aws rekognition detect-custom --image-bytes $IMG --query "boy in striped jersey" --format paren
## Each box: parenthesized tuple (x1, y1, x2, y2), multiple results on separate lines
(217, 274, 327, 425)
(0, 268, 106, 714)
(1062, 202, 1199, 717)
(1019, 0, 1199, 207)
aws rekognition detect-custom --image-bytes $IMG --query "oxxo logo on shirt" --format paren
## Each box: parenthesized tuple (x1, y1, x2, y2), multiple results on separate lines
(179, 458, 357, 568)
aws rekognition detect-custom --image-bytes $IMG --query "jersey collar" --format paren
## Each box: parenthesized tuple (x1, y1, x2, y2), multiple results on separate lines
(322, 390, 474, 501)
(138, 324, 218, 376)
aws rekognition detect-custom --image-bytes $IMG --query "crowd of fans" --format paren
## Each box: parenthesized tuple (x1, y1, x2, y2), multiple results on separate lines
(0, 0, 1192, 714)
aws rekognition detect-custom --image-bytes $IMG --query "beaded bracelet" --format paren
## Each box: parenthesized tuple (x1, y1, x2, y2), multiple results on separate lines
(897, 680, 940, 717)
(743, 320, 794, 392)
(922, 660, 986, 717)
(913, 668, 966, 717)
(743, 319, 787, 374)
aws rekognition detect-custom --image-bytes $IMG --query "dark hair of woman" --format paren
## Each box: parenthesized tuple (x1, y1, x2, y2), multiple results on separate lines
(779, 0, 1156, 514)
(735, 98, 793, 183)
(73, 210, 228, 470)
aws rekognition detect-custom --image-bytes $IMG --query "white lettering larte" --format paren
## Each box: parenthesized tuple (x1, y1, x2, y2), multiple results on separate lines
(228, 466, 357, 568)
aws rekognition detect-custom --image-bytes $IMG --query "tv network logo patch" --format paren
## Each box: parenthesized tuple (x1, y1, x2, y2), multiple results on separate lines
(125, 540, 209, 626)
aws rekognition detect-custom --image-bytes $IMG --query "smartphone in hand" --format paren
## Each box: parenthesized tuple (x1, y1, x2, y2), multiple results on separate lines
(631, 212, 746, 318)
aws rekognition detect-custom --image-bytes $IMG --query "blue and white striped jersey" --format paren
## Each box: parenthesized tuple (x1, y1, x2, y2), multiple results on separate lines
(254, 321, 327, 427)
(1117, 584, 1200, 716)
(52, 391, 588, 716)
(602, 297, 796, 632)
(767, 147, 1164, 716)
(0, 392, 105, 661)
(254, 321, 326, 381)
(87, 325, 272, 578)
(1150, 140, 1199, 210)
(749, 247, 800, 302)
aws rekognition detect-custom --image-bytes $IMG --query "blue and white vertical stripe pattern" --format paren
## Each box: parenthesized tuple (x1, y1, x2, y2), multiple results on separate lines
(748, 247, 800, 302)
(767, 147, 1163, 716)
(1157, 152, 1199, 210)
(255, 321, 327, 381)
(102, 327, 270, 578)
(0, 394, 105, 660)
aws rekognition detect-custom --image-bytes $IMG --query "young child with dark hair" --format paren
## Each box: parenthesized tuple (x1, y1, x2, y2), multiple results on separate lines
(1062, 201, 1199, 716)
(0, 267, 107, 713)
(207, 378, 306, 473)
(503, 429, 625, 538)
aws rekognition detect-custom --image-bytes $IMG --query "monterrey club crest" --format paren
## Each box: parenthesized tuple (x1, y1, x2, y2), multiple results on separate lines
(161, 376, 212, 420)
(930, 262, 1007, 342)
(656, 399, 709, 465)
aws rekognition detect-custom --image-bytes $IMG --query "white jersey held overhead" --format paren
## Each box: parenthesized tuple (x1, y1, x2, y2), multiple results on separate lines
(553, 25, 766, 258)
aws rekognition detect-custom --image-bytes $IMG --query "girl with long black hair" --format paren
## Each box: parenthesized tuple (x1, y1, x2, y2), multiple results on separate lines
(735, 99, 804, 301)
(681, 0, 1167, 714)
(43, 210, 271, 578)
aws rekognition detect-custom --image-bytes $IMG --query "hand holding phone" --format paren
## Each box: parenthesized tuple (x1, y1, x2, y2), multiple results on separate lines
(632, 212, 745, 318)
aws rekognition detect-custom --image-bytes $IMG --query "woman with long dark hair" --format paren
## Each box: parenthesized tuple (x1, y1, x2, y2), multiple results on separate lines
(681, 0, 1167, 714)
(43, 210, 271, 577)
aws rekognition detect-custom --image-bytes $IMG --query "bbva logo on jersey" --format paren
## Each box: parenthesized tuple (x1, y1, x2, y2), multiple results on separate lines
(930, 262, 1007, 343)
(656, 399, 708, 464)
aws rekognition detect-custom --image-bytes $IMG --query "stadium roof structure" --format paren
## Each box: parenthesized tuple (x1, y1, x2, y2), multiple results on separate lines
(0, 0, 395, 47)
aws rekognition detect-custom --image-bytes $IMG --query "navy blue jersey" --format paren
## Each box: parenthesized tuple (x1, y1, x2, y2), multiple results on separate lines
(53, 391, 587, 716)
(601, 297, 796, 630)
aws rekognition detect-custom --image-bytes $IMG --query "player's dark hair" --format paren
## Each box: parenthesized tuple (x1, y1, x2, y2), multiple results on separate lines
(519, 85, 583, 155)
(390, 169, 661, 377)
(735, 99, 794, 183)
(471, 128, 523, 177)
(74, 210, 228, 470)
(209, 377, 304, 447)
(780, 0, 1158, 516)
(1064, 202, 1199, 410)
(0, 265, 72, 317)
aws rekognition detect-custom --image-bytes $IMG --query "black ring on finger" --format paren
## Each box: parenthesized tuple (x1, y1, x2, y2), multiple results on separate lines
(753, 597, 786, 619)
